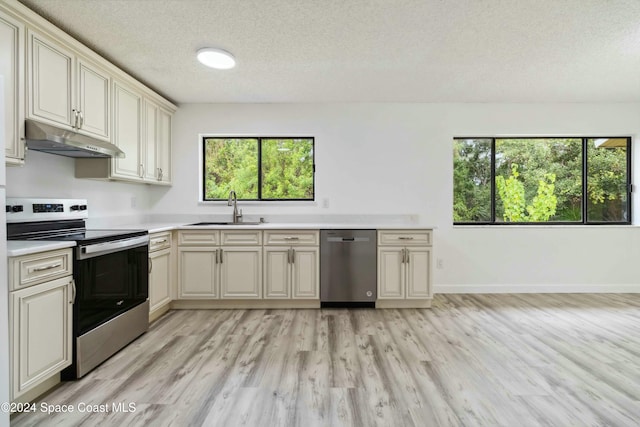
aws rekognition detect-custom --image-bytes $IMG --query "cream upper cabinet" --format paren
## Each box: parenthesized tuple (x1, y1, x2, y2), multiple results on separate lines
(77, 58, 110, 140)
(142, 100, 158, 181)
(75, 94, 173, 185)
(1, 9, 25, 165)
(377, 230, 433, 303)
(157, 107, 172, 184)
(141, 99, 172, 184)
(27, 29, 110, 141)
(112, 79, 142, 180)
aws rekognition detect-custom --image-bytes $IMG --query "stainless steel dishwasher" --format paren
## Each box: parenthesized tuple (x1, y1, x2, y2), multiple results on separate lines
(320, 229, 377, 307)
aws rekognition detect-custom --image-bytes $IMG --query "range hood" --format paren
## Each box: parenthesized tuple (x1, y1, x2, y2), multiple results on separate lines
(25, 119, 125, 158)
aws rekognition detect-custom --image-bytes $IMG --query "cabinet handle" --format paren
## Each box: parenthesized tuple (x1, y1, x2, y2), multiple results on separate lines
(140, 164, 145, 178)
(78, 110, 84, 129)
(157, 168, 163, 181)
(31, 263, 62, 272)
(398, 237, 414, 240)
(149, 257, 153, 273)
(151, 238, 168, 245)
(291, 248, 296, 264)
(72, 109, 78, 128)
(406, 249, 410, 264)
(401, 248, 406, 264)
(70, 279, 76, 304)
(219, 248, 223, 264)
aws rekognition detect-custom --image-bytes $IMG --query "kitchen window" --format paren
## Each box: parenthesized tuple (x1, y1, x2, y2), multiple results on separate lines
(453, 137, 631, 225)
(202, 137, 315, 201)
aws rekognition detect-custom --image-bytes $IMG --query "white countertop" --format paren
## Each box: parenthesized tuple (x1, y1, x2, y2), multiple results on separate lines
(7, 221, 435, 256)
(7, 240, 76, 257)
(121, 222, 436, 233)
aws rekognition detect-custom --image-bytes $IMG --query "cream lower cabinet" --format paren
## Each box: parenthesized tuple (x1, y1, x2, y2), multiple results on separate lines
(179, 247, 218, 298)
(263, 231, 319, 299)
(178, 230, 262, 299)
(8, 248, 74, 401)
(264, 247, 319, 299)
(378, 247, 431, 298)
(219, 247, 262, 298)
(149, 232, 173, 319)
(377, 230, 433, 303)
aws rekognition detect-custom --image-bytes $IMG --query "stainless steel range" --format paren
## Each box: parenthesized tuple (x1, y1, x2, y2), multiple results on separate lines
(6, 198, 149, 379)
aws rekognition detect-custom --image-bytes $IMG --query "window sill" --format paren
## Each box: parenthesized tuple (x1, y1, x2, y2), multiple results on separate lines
(453, 224, 637, 229)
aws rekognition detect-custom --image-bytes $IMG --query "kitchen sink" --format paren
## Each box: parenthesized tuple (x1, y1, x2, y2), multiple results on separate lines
(187, 221, 263, 226)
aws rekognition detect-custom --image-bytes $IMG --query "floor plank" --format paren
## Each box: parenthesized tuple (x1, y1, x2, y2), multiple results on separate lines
(10, 294, 640, 426)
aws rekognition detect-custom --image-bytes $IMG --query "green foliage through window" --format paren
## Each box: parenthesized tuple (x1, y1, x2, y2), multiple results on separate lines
(203, 137, 314, 201)
(454, 137, 630, 224)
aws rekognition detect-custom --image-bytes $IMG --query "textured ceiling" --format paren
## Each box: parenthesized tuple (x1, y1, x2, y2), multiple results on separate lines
(17, 0, 640, 104)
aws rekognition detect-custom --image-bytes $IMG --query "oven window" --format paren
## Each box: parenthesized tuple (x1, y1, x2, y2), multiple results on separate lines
(74, 245, 148, 335)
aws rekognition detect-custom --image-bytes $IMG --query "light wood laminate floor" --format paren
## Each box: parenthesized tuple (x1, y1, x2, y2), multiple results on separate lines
(11, 294, 640, 426)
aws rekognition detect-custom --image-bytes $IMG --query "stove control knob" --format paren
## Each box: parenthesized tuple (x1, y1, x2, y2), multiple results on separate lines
(11, 205, 23, 213)
(5, 206, 10, 213)
(79, 205, 87, 211)
(71, 205, 79, 211)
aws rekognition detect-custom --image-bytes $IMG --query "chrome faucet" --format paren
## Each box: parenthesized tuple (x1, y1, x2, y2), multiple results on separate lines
(227, 190, 243, 223)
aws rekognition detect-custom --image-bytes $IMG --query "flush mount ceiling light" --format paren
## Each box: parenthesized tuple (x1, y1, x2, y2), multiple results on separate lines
(196, 47, 236, 70)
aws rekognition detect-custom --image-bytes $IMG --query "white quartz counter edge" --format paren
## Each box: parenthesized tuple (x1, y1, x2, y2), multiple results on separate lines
(7, 241, 77, 257)
(121, 222, 436, 233)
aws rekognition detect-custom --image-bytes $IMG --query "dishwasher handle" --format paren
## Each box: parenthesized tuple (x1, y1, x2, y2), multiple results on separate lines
(326, 236, 371, 243)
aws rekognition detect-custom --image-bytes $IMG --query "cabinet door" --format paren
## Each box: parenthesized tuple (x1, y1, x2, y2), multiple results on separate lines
(10, 276, 72, 399)
(220, 247, 262, 299)
(157, 108, 172, 184)
(77, 59, 110, 140)
(142, 99, 158, 181)
(112, 79, 142, 180)
(292, 247, 319, 299)
(377, 247, 405, 299)
(264, 247, 290, 299)
(1, 10, 25, 164)
(406, 248, 431, 299)
(27, 30, 75, 128)
(178, 248, 217, 298)
(149, 248, 171, 312)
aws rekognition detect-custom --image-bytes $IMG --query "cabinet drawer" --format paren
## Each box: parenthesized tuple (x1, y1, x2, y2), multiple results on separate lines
(10, 248, 73, 291)
(221, 230, 262, 245)
(149, 231, 172, 252)
(178, 230, 219, 246)
(264, 230, 319, 246)
(378, 230, 432, 246)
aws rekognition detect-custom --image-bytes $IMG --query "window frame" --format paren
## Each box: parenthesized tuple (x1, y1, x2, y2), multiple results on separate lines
(201, 136, 316, 202)
(453, 136, 632, 225)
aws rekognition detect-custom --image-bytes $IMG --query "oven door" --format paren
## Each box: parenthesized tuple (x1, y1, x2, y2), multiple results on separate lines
(74, 236, 149, 336)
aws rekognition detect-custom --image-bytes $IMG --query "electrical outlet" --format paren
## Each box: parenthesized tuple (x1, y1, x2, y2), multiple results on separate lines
(322, 198, 329, 208)
(436, 258, 444, 269)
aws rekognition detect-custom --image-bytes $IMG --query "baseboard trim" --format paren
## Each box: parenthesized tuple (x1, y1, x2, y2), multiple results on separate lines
(171, 299, 321, 309)
(435, 284, 640, 294)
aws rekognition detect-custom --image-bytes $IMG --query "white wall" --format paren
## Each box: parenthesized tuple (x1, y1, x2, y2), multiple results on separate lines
(6, 150, 151, 220)
(152, 102, 640, 292)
